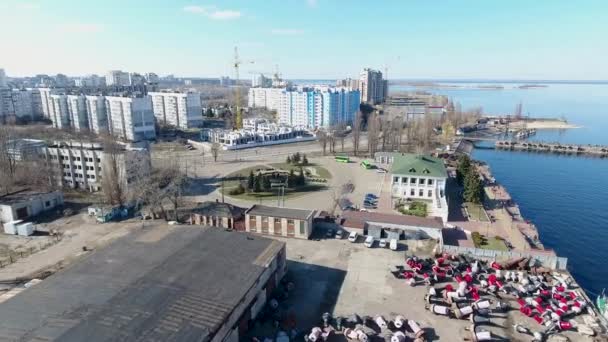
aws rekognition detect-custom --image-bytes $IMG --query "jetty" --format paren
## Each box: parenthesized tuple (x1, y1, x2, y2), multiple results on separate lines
(495, 140, 608, 156)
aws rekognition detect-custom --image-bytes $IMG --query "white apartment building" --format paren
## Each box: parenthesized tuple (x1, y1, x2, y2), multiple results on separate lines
(74, 74, 105, 87)
(85, 95, 108, 135)
(105, 96, 156, 141)
(384, 153, 449, 223)
(0, 88, 12, 120)
(105, 70, 130, 86)
(0, 68, 7, 87)
(38, 88, 56, 119)
(67, 95, 89, 132)
(277, 87, 360, 128)
(49, 94, 70, 129)
(149, 92, 202, 129)
(248, 87, 283, 111)
(359, 68, 387, 104)
(0, 89, 44, 121)
(41, 140, 151, 192)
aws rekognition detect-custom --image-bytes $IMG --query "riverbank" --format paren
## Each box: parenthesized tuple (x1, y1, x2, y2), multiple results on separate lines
(509, 119, 581, 130)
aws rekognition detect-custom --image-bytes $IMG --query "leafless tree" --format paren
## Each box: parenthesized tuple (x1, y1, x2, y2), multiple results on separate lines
(211, 143, 220, 162)
(0, 125, 19, 195)
(100, 135, 127, 205)
(317, 130, 328, 155)
(351, 111, 362, 156)
(367, 112, 380, 157)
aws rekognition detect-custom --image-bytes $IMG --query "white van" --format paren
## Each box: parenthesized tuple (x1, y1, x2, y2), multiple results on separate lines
(348, 231, 358, 243)
(379, 239, 387, 248)
(389, 239, 398, 251)
(364, 236, 375, 248)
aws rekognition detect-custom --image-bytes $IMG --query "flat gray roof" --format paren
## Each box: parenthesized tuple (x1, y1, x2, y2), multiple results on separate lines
(0, 190, 61, 205)
(0, 226, 284, 342)
(246, 205, 315, 220)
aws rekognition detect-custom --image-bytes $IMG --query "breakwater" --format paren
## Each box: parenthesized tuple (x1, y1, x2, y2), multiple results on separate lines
(495, 140, 608, 156)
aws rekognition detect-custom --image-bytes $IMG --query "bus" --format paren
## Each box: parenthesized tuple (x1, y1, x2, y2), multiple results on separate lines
(335, 155, 350, 163)
(360, 160, 373, 169)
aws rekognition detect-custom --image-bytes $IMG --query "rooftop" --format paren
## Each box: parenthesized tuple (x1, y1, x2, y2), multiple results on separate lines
(340, 210, 444, 230)
(246, 205, 315, 221)
(191, 201, 246, 218)
(0, 189, 61, 206)
(0, 226, 285, 342)
(391, 153, 447, 178)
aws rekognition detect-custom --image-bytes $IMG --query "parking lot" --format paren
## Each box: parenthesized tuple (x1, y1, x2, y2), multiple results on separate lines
(272, 236, 478, 342)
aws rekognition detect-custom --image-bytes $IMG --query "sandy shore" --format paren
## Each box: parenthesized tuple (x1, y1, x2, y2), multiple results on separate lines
(510, 120, 581, 129)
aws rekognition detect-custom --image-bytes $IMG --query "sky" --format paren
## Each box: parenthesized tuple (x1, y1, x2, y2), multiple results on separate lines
(1, 0, 607, 80)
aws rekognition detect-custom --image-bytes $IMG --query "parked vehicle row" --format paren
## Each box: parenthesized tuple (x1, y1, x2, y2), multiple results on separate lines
(346, 232, 398, 251)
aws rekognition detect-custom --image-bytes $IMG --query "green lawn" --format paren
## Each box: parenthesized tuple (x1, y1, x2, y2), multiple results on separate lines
(223, 165, 269, 187)
(269, 162, 332, 179)
(464, 202, 489, 221)
(478, 236, 508, 251)
(222, 184, 327, 201)
(397, 201, 428, 217)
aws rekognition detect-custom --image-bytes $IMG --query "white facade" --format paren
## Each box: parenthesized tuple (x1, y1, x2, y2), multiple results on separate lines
(149, 92, 202, 129)
(85, 95, 108, 134)
(49, 94, 70, 129)
(359, 68, 386, 104)
(0, 88, 13, 120)
(0, 68, 6, 87)
(42, 141, 151, 192)
(67, 95, 89, 131)
(105, 96, 156, 141)
(277, 87, 360, 128)
(105, 70, 130, 86)
(247, 87, 283, 111)
(39, 88, 55, 119)
(74, 74, 105, 87)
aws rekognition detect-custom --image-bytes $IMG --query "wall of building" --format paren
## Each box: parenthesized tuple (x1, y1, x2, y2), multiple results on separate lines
(0, 191, 64, 223)
(391, 174, 446, 201)
(245, 213, 313, 239)
(149, 92, 202, 129)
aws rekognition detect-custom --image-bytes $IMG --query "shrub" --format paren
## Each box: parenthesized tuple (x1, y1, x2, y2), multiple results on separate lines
(229, 184, 245, 195)
(472, 232, 484, 247)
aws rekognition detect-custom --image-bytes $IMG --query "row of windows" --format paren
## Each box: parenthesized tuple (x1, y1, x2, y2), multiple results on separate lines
(62, 164, 101, 171)
(405, 189, 433, 198)
(393, 176, 435, 186)
(62, 172, 99, 180)
(248, 216, 306, 235)
(55, 155, 101, 163)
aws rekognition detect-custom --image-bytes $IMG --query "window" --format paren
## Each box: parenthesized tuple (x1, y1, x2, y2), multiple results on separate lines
(77, 165, 82, 170)
(299, 221, 306, 235)
(76, 157, 80, 161)
(419, 189, 424, 197)
(249, 216, 257, 232)
(410, 178, 416, 184)
(274, 218, 282, 235)
(45, 201, 50, 207)
(261, 216, 269, 234)
(428, 179, 434, 186)
(393, 176, 399, 184)
(428, 190, 433, 197)
(410, 189, 415, 196)
(287, 219, 295, 236)
(401, 177, 407, 184)
(419, 178, 425, 185)
(96, 158, 101, 163)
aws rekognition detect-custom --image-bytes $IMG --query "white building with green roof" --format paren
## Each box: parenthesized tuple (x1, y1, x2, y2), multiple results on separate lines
(389, 153, 449, 223)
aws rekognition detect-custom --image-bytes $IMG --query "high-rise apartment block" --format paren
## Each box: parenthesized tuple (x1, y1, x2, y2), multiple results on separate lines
(85, 95, 108, 135)
(67, 95, 89, 132)
(359, 68, 387, 104)
(149, 92, 202, 129)
(105, 70, 130, 86)
(49, 94, 70, 129)
(278, 87, 360, 128)
(105, 96, 156, 141)
(0, 68, 7, 87)
(248, 87, 283, 112)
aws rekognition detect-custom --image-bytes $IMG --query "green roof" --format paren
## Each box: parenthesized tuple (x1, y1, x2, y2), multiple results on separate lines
(391, 153, 447, 178)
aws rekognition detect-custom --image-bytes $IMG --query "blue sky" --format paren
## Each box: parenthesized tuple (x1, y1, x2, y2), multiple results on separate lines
(1, 0, 607, 80)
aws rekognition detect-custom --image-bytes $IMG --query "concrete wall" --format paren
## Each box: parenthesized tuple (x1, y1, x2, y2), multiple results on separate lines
(245, 213, 313, 239)
(341, 221, 442, 242)
(0, 192, 64, 223)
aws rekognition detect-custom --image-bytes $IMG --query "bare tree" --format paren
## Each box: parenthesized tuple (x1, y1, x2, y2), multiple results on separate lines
(100, 135, 126, 205)
(317, 130, 328, 155)
(351, 111, 362, 156)
(211, 143, 220, 162)
(367, 112, 380, 157)
(0, 125, 19, 195)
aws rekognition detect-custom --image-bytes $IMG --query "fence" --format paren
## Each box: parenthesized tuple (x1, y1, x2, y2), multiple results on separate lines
(0, 236, 62, 269)
(441, 244, 568, 270)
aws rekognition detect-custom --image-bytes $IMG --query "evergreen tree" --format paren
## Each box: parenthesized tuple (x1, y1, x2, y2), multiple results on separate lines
(288, 169, 296, 188)
(262, 175, 271, 191)
(297, 166, 306, 186)
(302, 154, 308, 165)
(293, 152, 301, 164)
(254, 174, 262, 193)
(464, 171, 484, 204)
(457, 155, 472, 185)
(286, 155, 292, 164)
(248, 170, 255, 190)
(205, 108, 214, 118)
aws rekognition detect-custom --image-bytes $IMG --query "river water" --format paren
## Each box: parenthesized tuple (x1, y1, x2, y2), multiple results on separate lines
(391, 82, 608, 300)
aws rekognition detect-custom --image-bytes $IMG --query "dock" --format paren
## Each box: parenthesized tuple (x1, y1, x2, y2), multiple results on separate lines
(495, 140, 608, 156)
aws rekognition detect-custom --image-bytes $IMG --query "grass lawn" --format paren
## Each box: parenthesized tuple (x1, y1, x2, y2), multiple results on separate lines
(464, 202, 489, 222)
(223, 165, 269, 187)
(475, 236, 508, 251)
(397, 201, 428, 217)
(222, 184, 327, 201)
(269, 162, 332, 179)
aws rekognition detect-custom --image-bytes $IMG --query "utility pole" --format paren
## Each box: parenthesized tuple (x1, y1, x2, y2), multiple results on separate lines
(221, 177, 225, 203)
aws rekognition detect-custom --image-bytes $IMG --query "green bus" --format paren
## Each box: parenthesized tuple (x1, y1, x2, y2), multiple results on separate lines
(360, 160, 373, 169)
(335, 155, 350, 163)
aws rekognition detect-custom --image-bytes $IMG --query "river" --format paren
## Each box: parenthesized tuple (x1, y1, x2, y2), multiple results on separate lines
(392, 82, 608, 299)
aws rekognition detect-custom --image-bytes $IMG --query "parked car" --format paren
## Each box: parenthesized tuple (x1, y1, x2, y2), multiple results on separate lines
(379, 239, 387, 248)
(364, 236, 375, 248)
(365, 193, 378, 199)
(348, 231, 358, 243)
(390, 239, 398, 251)
(335, 230, 343, 239)
(375, 168, 387, 174)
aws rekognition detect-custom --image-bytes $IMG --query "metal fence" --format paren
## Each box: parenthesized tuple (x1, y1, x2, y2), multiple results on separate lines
(441, 244, 568, 270)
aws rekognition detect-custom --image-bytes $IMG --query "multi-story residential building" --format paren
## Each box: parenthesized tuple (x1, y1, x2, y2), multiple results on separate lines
(381, 153, 449, 223)
(67, 95, 89, 131)
(248, 87, 283, 111)
(27, 88, 43, 118)
(149, 92, 203, 129)
(336, 77, 359, 90)
(54, 74, 72, 87)
(251, 74, 272, 88)
(11, 89, 34, 120)
(278, 87, 360, 128)
(105, 96, 156, 141)
(145, 72, 159, 84)
(74, 74, 106, 87)
(128, 72, 145, 86)
(359, 68, 386, 104)
(49, 94, 70, 129)
(38, 88, 55, 118)
(85, 95, 108, 134)
(105, 70, 130, 86)
(0, 88, 13, 120)
(41, 140, 151, 192)
(0, 68, 7, 87)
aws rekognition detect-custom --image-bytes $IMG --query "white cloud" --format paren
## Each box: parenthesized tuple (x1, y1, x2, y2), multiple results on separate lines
(16, 3, 40, 10)
(271, 28, 305, 35)
(57, 23, 104, 34)
(183, 5, 242, 20)
(306, 0, 318, 7)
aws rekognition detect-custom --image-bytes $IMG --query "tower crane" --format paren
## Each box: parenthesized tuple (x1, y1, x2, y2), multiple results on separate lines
(233, 46, 254, 129)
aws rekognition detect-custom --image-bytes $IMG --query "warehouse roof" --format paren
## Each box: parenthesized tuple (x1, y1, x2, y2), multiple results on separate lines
(0, 226, 284, 342)
(341, 210, 444, 230)
(191, 201, 246, 218)
(391, 153, 447, 178)
(246, 204, 315, 220)
(0, 189, 62, 205)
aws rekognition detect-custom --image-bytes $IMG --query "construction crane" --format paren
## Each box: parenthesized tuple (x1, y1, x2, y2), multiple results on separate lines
(233, 46, 254, 129)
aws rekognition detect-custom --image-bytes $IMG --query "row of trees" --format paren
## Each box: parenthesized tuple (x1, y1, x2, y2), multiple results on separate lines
(456, 155, 484, 204)
(286, 152, 308, 165)
(241, 168, 306, 194)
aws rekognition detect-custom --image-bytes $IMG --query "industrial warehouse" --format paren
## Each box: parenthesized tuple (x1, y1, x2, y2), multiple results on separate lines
(0, 227, 286, 342)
